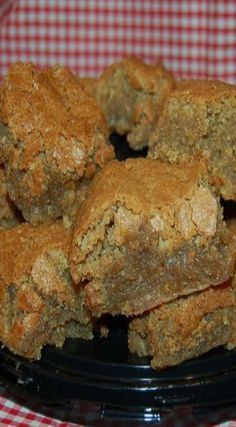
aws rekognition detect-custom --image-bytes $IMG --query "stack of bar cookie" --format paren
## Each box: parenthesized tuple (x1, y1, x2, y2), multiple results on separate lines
(0, 62, 114, 359)
(0, 58, 235, 370)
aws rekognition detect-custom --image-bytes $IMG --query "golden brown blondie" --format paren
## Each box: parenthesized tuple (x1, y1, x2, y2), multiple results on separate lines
(128, 219, 236, 369)
(0, 222, 93, 359)
(69, 158, 235, 317)
(149, 80, 236, 201)
(96, 57, 175, 150)
(128, 278, 236, 370)
(0, 63, 114, 224)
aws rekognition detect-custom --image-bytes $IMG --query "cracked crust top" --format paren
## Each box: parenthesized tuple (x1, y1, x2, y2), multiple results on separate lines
(71, 157, 218, 239)
(0, 62, 114, 223)
(70, 157, 223, 278)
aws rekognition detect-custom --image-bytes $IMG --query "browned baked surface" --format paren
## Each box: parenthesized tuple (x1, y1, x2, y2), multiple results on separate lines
(128, 278, 236, 369)
(0, 165, 21, 229)
(78, 76, 98, 97)
(69, 157, 235, 317)
(0, 222, 93, 359)
(0, 62, 114, 224)
(149, 79, 236, 201)
(128, 218, 236, 369)
(96, 57, 175, 150)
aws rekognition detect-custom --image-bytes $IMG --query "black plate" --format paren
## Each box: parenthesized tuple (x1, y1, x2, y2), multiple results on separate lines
(1, 317, 236, 426)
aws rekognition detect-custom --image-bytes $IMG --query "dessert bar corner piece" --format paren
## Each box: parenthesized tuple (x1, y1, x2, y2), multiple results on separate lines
(128, 218, 236, 370)
(0, 222, 93, 360)
(96, 57, 175, 150)
(69, 157, 235, 317)
(128, 276, 236, 370)
(0, 62, 114, 224)
(149, 79, 236, 201)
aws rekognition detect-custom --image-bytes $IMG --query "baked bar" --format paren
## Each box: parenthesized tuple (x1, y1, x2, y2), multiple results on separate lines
(128, 278, 236, 370)
(0, 165, 21, 229)
(129, 219, 236, 369)
(69, 157, 235, 317)
(96, 57, 175, 150)
(0, 222, 93, 359)
(128, 219, 236, 369)
(0, 63, 114, 224)
(149, 80, 236, 201)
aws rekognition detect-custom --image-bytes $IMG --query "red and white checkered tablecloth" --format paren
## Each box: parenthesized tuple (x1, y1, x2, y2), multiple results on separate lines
(0, 390, 77, 427)
(0, 388, 80, 427)
(1, 385, 236, 427)
(0, 0, 235, 82)
(0, 0, 236, 426)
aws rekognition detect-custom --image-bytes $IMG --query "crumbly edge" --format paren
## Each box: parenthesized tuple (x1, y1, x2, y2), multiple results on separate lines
(149, 97, 236, 200)
(129, 305, 236, 370)
(0, 248, 93, 360)
(128, 277, 236, 369)
(97, 65, 174, 150)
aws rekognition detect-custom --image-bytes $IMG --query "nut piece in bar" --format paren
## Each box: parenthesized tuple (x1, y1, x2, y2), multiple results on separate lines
(0, 222, 93, 360)
(149, 80, 236, 201)
(69, 158, 235, 317)
(96, 57, 175, 150)
(0, 63, 114, 224)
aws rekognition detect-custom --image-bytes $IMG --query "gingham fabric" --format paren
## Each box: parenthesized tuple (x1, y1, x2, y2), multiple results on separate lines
(1, 386, 236, 427)
(0, 0, 235, 82)
(0, 0, 236, 426)
(0, 388, 79, 427)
